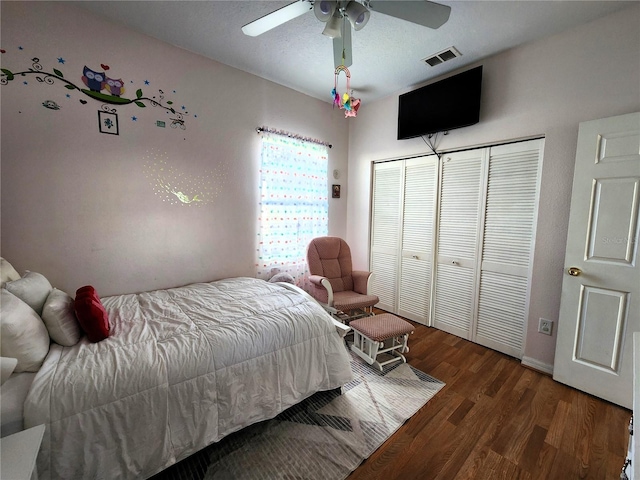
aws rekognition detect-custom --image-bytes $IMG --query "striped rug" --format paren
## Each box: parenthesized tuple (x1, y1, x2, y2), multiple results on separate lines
(153, 352, 445, 480)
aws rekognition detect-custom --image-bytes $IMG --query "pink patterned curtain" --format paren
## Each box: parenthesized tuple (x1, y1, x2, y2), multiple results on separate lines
(256, 133, 328, 288)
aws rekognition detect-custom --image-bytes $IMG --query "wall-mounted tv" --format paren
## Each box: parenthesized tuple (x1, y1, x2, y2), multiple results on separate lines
(397, 65, 483, 140)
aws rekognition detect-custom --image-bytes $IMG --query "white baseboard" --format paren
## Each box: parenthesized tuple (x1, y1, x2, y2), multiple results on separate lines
(521, 356, 554, 376)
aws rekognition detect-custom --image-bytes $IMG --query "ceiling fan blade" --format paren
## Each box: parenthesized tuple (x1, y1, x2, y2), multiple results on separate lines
(333, 24, 352, 68)
(369, 1, 451, 29)
(241, 1, 312, 37)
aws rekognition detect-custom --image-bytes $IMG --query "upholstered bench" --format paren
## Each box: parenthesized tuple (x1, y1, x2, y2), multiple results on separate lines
(349, 313, 414, 372)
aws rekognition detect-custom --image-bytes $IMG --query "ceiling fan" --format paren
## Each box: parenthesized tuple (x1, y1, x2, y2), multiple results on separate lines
(242, 1, 451, 68)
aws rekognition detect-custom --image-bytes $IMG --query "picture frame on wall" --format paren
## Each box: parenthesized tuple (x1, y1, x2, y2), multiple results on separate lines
(332, 184, 341, 198)
(98, 111, 119, 135)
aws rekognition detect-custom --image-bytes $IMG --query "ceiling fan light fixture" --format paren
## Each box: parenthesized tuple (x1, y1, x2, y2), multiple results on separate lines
(314, 0, 338, 22)
(322, 12, 343, 38)
(345, 1, 370, 31)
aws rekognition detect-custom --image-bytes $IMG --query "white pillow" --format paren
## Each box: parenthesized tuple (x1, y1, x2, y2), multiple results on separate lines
(4, 271, 52, 316)
(0, 357, 18, 385)
(0, 290, 50, 372)
(41, 288, 82, 346)
(0, 258, 20, 287)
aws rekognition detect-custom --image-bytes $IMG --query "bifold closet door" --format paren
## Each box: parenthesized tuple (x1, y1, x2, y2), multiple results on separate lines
(475, 139, 542, 358)
(370, 161, 403, 312)
(397, 156, 438, 324)
(433, 149, 486, 339)
(371, 139, 542, 358)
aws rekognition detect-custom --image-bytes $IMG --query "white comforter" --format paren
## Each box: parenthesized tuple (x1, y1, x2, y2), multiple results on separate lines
(24, 277, 353, 479)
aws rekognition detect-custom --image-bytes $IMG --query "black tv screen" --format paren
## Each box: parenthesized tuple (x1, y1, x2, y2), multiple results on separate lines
(397, 65, 482, 140)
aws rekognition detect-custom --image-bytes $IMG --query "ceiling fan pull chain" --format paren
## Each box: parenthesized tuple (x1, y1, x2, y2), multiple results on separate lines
(341, 15, 346, 67)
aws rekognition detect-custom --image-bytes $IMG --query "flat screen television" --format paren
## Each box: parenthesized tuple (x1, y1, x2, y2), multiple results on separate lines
(397, 65, 482, 140)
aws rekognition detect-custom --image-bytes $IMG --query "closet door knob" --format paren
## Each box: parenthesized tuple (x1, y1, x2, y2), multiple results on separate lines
(412, 255, 419, 259)
(452, 261, 458, 265)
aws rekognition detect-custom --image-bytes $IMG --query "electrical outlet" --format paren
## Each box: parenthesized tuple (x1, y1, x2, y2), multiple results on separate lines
(539, 318, 553, 335)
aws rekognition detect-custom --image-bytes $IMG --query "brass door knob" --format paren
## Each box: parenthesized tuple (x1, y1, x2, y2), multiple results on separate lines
(567, 267, 582, 276)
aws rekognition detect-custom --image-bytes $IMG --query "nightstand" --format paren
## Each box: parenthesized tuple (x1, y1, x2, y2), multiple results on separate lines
(1, 424, 45, 480)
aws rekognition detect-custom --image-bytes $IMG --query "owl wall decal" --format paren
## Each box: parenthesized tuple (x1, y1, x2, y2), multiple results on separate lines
(104, 77, 125, 97)
(81, 66, 106, 92)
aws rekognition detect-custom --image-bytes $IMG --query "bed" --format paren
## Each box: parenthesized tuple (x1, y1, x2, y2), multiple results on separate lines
(10, 276, 352, 479)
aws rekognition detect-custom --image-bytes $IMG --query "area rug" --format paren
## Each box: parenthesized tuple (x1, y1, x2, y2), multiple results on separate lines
(153, 352, 445, 480)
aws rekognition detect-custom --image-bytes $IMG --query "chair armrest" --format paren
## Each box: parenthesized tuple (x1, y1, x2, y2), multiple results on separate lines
(308, 275, 334, 306)
(352, 271, 373, 295)
(308, 275, 326, 287)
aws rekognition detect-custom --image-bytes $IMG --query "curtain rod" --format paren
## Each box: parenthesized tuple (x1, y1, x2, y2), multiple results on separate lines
(256, 126, 332, 148)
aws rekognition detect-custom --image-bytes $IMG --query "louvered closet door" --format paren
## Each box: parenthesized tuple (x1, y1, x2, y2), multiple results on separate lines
(475, 139, 542, 358)
(433, 149, 487, 339)
(370, 162, 403, 312)
(397, 156, 438, 324)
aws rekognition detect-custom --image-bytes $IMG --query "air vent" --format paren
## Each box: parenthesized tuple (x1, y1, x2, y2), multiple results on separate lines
(422, 47, 462, 67)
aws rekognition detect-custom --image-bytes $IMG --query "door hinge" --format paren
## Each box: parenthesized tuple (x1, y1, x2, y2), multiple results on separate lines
(621, 458, 631, 480)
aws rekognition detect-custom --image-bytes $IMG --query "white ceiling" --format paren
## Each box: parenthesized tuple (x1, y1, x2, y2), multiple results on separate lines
(76, 0, 635, 103)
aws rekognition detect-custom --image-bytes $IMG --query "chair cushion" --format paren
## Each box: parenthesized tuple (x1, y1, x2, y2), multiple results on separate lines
(333, 291, 379, 312)
(307, 237, 353, 292)
(350, 313, 414, 342)
(308, 282, 329, 304)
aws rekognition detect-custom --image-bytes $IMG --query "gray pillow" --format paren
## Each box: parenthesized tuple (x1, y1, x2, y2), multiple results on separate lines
(0, 258, 20, 287)
(5, 271, 53, 316)
(269, 273, 295, 284)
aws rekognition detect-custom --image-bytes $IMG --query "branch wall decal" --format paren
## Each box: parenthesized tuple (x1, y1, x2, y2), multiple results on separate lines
(1, 57, 192, 128)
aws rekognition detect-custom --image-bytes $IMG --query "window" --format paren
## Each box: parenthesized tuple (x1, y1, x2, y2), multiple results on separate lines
(257, 133, 328, 287)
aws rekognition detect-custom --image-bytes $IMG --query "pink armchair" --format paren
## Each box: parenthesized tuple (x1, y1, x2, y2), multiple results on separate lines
(306, 237, 378, 320)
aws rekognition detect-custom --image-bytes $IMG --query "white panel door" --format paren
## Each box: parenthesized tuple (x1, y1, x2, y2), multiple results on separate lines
(554, 112, 640, 409)
(397, 156, 438, 324)
(475, 139, 542, 358)
(370, 162, 403, 312)
(433, 149, 486, 339)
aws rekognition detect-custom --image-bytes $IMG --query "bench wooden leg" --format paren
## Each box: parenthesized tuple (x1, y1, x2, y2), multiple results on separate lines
(351, 332, 410, 372)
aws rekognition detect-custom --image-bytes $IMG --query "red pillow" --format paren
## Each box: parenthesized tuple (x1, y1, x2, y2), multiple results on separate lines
(74, 286, 110, 342)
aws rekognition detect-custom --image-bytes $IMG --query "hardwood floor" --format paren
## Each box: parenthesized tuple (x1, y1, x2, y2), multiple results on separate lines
(347, 317, 631, 480)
